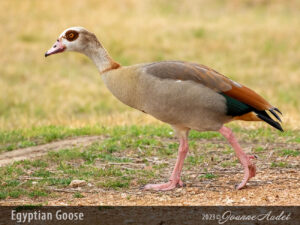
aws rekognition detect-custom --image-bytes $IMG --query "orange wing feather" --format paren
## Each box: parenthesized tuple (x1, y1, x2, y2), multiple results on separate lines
(223, 84, 272, 111)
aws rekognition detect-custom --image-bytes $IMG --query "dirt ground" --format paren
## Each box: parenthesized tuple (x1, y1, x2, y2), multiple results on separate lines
(0, 136, 104, 166)
(0, 136, 299, 206)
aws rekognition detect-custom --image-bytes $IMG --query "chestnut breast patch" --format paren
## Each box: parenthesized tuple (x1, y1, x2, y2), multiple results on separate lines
(65, 30, 79, 41)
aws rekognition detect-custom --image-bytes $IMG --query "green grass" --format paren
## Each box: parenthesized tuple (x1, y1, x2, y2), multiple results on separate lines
(293, 137, 300, 143)
(47, 178, 72, 186)
(9, 190, 22, 198)
(73, 192, 84, 198)
(254, 146, 265, 153)
(0, 125, 108, 153)
(1, 124, 298, 154)
(187, 155, 204, 166)
(32, 169, 53, 178)
(271, 162, 289, 168)
(28, 190, 48, 198)
(0, 191, 8, 200)
(280, 149, 299, 157)
(0, 127, 168, 199)
(200, 173, 217, 179)
(222, 146, 234, 154)
(97, 179, 130, 189)
(5, 180, 20, 187)
(221, 160, 238, 168)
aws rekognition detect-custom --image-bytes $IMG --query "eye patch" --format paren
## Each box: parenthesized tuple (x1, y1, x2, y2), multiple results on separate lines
(65, 30, 79, 41)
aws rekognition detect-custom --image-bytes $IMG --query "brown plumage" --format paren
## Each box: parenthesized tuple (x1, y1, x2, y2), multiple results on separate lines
(45, 27, 283, 190)
(143, 61, 282, 131)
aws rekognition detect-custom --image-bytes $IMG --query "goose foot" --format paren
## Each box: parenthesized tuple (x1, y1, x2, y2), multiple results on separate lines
(219, 126, 257, 190)
(144, 179, 184, 191)
(145, 127, 189, 191)
(235, 155, 257, 190)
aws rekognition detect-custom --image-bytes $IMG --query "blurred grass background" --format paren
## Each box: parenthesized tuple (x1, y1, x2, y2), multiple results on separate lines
(0, 0, 299, 130)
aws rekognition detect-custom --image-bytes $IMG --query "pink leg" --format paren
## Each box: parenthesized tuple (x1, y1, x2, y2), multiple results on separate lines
(144, 128, 189, 191)
(219, 126, 256, 189)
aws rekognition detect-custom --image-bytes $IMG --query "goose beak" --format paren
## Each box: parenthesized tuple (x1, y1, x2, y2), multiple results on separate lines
(45, 38, 66, 57)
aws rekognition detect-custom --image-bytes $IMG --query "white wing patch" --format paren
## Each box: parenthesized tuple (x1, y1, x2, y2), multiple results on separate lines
(230, 79, 242, 88)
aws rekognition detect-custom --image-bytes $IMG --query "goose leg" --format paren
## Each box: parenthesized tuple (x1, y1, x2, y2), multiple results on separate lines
(144, 127, 189, 191)
(219, 126, 256, 189)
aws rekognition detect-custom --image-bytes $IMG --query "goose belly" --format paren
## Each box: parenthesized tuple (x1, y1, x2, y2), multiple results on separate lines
(138, 74, 231, 131)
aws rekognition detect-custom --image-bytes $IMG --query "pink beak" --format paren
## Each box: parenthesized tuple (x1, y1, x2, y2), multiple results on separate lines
(45, 38, 66, 57)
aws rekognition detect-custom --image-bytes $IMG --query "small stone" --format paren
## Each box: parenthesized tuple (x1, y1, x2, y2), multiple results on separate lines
(240, 197, 246, 202)
(69, 180, 87, 188)
(225, 197, 234, 204)
(121, 193, 127, 198)
(32, 181, 38, 185)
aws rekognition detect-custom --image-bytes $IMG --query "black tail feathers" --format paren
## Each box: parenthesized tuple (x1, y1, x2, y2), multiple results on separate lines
(255, 108, 283, 132)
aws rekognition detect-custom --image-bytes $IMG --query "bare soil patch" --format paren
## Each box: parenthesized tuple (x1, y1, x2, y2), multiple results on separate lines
(0, 136, 103, 166)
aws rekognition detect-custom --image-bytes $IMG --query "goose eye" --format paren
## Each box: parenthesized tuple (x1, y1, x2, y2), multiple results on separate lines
(65, 30, 78, 41)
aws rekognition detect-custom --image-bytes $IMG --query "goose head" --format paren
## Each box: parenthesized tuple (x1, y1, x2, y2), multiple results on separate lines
(45, 27, 120, 73)
(45, 27, 101, 57)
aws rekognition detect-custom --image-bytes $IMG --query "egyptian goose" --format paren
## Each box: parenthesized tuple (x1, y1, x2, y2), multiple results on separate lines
(45, 27, 283, 190)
